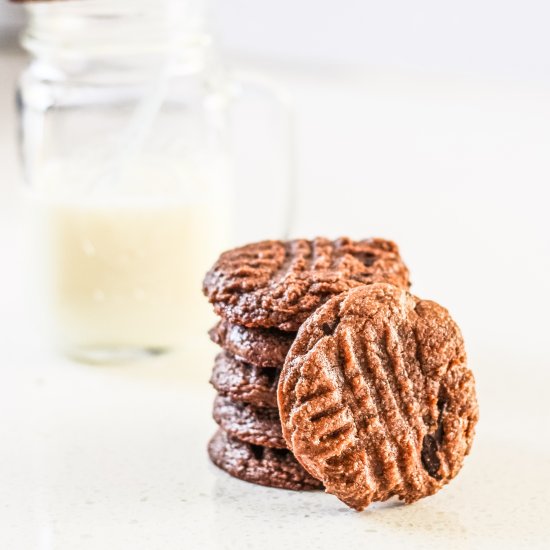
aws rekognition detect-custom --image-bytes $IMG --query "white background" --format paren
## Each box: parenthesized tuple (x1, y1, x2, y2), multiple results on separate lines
(2, 1, 549, 354)
(1, 2, 549, 549)
(216, 0, 550, 82)
(3, 0, 550, 81)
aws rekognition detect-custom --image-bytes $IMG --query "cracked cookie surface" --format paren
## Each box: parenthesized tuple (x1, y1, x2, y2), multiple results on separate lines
(278, 283, 478, 511)
(203, 237, 410, 331)
(208, 430, 323, 491)
(210, 351, 279, 408)
(209, 320, 294, 368)
(212, 395, 286, 449)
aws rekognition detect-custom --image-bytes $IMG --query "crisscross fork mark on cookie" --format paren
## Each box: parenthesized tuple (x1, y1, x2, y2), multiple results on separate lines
(278, 283, 478, 510)
(203, 237, 410, 331)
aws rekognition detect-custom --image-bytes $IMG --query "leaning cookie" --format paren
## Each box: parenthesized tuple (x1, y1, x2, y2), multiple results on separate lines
(212, 395, 286, 449)
(203, 237, 410, 331)
(209, 320, 294, 369)
(208, 430, 323, 491)
(278, 283, 478, 511)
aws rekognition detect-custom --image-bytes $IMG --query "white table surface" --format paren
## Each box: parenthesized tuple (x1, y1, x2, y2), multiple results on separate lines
(1, 49, 549, 549)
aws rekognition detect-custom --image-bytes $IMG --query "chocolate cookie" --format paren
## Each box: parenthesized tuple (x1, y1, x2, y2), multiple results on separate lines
(278, 283, 478, 511)
(209, 320, 294, 368)
(203, 237, 410, 331)
(208, 429, 323, 491)
(210, 352, 279, 408)
(212, 395, 286, 449)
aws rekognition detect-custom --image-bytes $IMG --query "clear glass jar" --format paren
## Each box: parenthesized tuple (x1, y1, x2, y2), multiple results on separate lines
(17, 0, 293, 363)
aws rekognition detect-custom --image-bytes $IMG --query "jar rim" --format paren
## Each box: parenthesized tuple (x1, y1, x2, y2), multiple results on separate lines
(21, 0, 213, 58)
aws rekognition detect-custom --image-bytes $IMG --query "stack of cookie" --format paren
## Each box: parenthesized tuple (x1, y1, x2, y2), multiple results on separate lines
(203, 237, 411, 491)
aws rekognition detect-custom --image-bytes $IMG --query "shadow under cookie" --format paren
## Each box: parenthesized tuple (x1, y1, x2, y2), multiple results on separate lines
(208, 429, 323, 491)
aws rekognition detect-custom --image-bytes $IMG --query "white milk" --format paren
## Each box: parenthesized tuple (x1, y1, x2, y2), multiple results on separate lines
(31, 195, 229, 359)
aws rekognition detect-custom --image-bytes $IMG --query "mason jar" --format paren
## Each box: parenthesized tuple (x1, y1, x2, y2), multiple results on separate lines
(16, 0, 293, 363)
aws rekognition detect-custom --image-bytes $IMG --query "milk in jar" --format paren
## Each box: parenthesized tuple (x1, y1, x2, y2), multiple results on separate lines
(36, 196, 229, 356)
